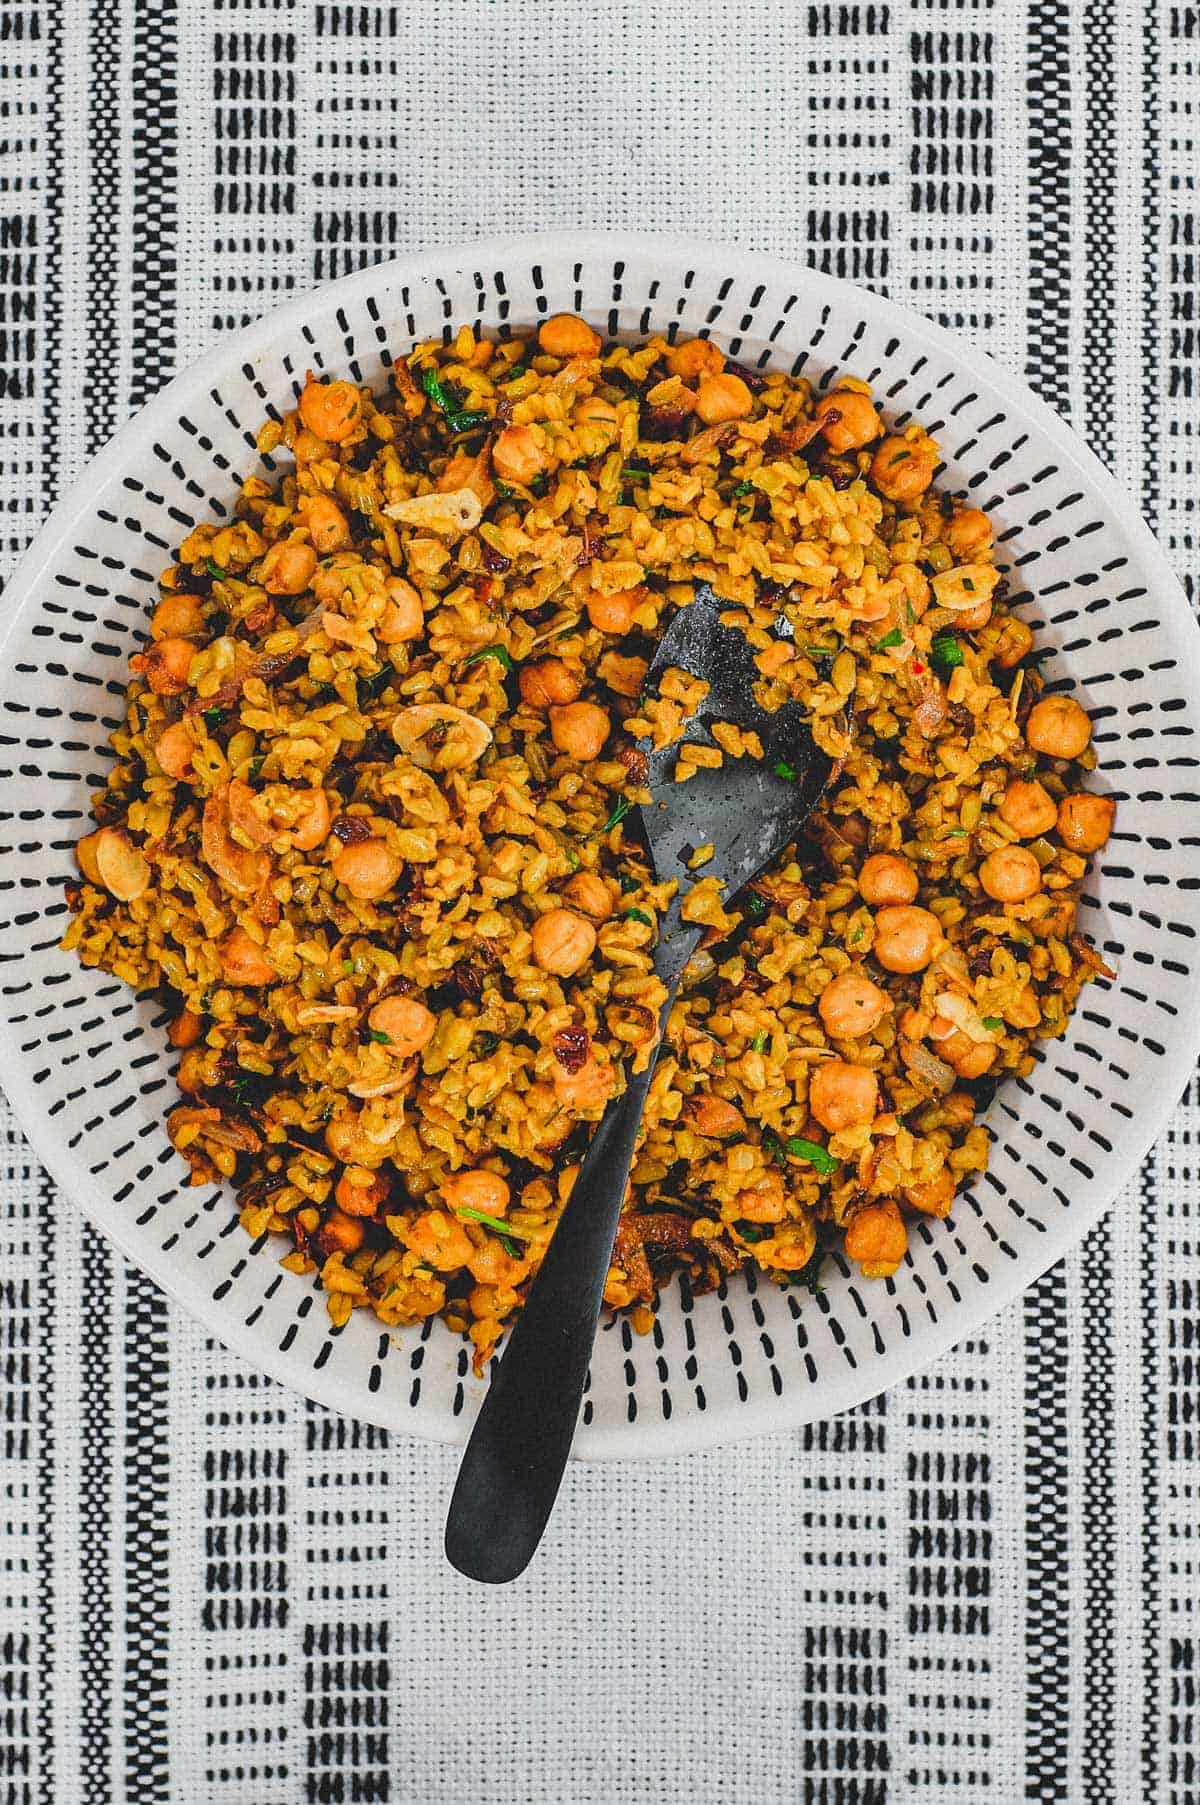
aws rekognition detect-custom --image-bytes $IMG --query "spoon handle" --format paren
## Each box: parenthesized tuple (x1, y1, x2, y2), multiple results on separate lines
(445, 960, 688, 1583)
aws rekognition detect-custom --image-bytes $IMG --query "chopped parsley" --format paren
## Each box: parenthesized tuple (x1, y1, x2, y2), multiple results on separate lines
(367, 1028, 391, 1045)
(418, 365, 454, 413)
(732, 480, 755, 497)
(622, 466, 653, 481)
(342, 959, 355, 975)
(785, 1136, 841, 1177)
(751, 1032, 768, 1053)
(203, 706, 226, 728)
(850, 926, 864, 944)
(981, 1016, 1003, 1032)
(619, 873, 641, 894)
(204, 557, 228, 580)
(877, 627, 904, 649)
(463, 644, 514, 672)
(735, 1220, 770, 1243)
(803, 646, 836, 660)
(746, 893, 768, 919)
(905, 600, 916, 625)
(931, 632, 964, 671)
(622, 906, 654, 927)
(772, 759, 798, 782)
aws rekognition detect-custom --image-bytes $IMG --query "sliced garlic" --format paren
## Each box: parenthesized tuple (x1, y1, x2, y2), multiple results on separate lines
(391, 703, 493, 771)
(384, 488, 483, 537)
(930, 563, 1001, 613)
(933, 991, 991, 1043)
(84, 827, 151, 901)
(294, 1003, 359, 1028)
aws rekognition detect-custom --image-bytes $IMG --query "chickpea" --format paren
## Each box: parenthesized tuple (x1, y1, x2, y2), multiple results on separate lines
(687, 1095, 746, 1138)
(666, 337, 725, 381)
(808, 1060, 879, 1133)
(298, 376, 362, 443)
(1025, 693, 1092, 760)
(999, 779, 1058, 839)
(694, 372, 754, 425)
(586, 588, 641, 634)
(818, 970, 892, 1040)
(367, 994, 436, 1056)
(538, 313, 601, 359)
(814, 388, 881, 452)
(952, 597, 994, 632)
(870, 434, 938, 504)
(946, 507, 993, 560)
(377, 577, 424, 644)
(332, 838, 402, 902)
(844, 1199, 907, 1278)
(155, 720, 195, 780)
(734, 1169, 787, 1224)
(988, 616, 1034, 670)
(218, 926, 275, 986)
(979, 845, 1042, 903)
(859, 852, 918, 906)
(492, 424, 547, 486)
(549, 700, 610, 760)
(1057, 791, 1116, 854)
(289, 789, 332, 853)
(298, 494, 350, 554)
(335, 1166, 390, 1216)
(259, 539, 317, 596)
(562, 872, 614, 921)
(873, 905, 943, 974)
(552, 1055, 616, 1112)
(167, 1009, 203, 1050)
(519, 657, 583, 709)
(402, 1208, 474, 1271)
(574, 396, 620, 435)
(134, 636, 195, 695)
(441, 1169, 511, 1217)
(320, 1208, 366, 1256)
(151, 593, 206, 639)
(530, 907, 596, 977)
(324, 1111, 369, 1166)
(904, 1170, 956, 1218)
(952, 1041, 997, 1079)
(467, 1242, 527, 1289)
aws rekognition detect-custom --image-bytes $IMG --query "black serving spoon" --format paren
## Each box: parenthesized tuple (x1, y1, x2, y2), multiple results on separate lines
(445, 585, 832, 1582)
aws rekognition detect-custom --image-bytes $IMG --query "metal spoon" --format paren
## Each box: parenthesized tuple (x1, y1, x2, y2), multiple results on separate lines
(445, 585, 832, 1582)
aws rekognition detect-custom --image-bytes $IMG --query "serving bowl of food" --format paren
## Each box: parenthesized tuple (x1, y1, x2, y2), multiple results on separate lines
(2, 233, 1197, 1456)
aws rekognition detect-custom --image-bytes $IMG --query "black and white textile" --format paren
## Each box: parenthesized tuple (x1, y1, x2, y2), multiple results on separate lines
(1, 4, 1197, 1800)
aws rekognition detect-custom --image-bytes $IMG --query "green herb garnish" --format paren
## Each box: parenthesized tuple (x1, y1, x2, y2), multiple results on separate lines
(203, 707, 226, 728)
(342, 959, 355, 975)
(418, 365, 455, 413)
(961, 576, 976, 592)
(463, 644, 514, 672)
(803, 646, 836, 660)
(762, 1130, 787, 1168)
(751, 1032, 768, 1053)
(981, 1016, 1003, 1032)
(746, 893, 768, 919)
(772, 759, 798, 782)
(248, 756, 265, 781)
(889, 448, 913, 464)
(877, 627, 904, 649)
(446, 409, 488, 434)
(454, 1205, 532, 1241)
(931, 632, 964, 671)
(367, 1028, 391, 1045)
(205, 558, 228, 580)
(735, 1220, 770, 1243)
(786, 1136, 841, 1177)
(357, 663, 397, 703)
(619, 873, 640, 894)
(599, 797, 633, 834)
(528, 472, 549, 497)
(622, 467, 653, 481)
(850, 926, 864, 944)
(732, 480, 755, 497)
(945, 828, 968, 839)
(622, 907, 654, 927)
(905, 601, 916, 625)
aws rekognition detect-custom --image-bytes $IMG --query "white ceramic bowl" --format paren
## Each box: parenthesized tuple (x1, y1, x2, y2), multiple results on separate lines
(2, 232, 1197, 1457)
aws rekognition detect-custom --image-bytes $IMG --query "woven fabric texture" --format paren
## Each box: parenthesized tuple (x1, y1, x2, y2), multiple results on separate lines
(1, 3, 1197, 1801)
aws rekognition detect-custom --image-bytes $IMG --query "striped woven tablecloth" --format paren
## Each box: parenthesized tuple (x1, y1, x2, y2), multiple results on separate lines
(1, 4, 1196, 1801)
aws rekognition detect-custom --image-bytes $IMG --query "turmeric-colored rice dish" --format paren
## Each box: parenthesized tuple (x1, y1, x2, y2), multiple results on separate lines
(63, 313, 1116, 1371)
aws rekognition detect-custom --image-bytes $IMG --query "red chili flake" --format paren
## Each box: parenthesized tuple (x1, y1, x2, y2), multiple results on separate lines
(552, 1026, 590, 1074)
(912, 660, 925, 673)
(331, 814, 372, 846)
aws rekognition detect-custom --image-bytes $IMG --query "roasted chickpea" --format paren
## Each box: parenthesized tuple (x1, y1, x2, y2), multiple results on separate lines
(288, 789, 332, 853)
(988, 616, 1035, 670)
(335, 1166, 390, 1216)
(320, 1208, 365, 1255)
(377, 577, 424, 644)
(574, 396, 619, 436)
(552, 1055, 615, 1112)
(844, 1199, 907, 1277)
(134, 636, 195, 695)
(492, 424, 547, 486)
(586, 589, 641, 634)
(441, 1169, 511, 1217)
(549, 700, 610, 760)
(167, 1009, 203, 1050)
(401, 1209, 474, 1271)
(298, 494, 350, 554)
(530, 908, 596, 977)
(154, 720, 195, 780)
(873, 905, 943, 974)
(151, 593, 206, 639)
(818, 970, 892, 1040)
(367, 994, 436, 1056)
(808, 1060, 879, 1133)
(871, 434, 938, 504)
(903, 1170, 956, 1218)
(218, 926, 275, 986)
(667, 337, 725, 381)
(979, 844, 1042, 903)
(734, 1169, 787, 1224)
(519, 657, 583, 709)
(951, 1041, 997, 1079)
(1057, 792, 1115, 854)
(694, 372, 754, 425)
(858, 852, 918, 906)
(814, 388, 881, 452)
(259, 539, 317, 596)
(687, 1095, 746, 1138)
(538, 313, 601, 359)
(999, 779, 1058, 839)
(1025, 694, 1092, 760)
(298, 375, 362, 443)
(332, 838, 403, 902)
(562, 872, 614, 921)
(945, 507, 993, 560)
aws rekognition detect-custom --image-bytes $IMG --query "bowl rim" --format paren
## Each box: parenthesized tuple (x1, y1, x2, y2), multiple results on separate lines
(2, 228, 1196, 1459)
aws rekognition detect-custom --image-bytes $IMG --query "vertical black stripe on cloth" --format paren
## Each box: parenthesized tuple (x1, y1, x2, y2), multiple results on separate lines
(1078, 7, 1119, 1799)
(86, 0, 121, 446)
(129, 0, 179, 406)
(1022, 11, 1074, 1801)
(908, 23, 998, 335)
(78, 1227, 115, 1805)
(213, 22, 298, 325)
